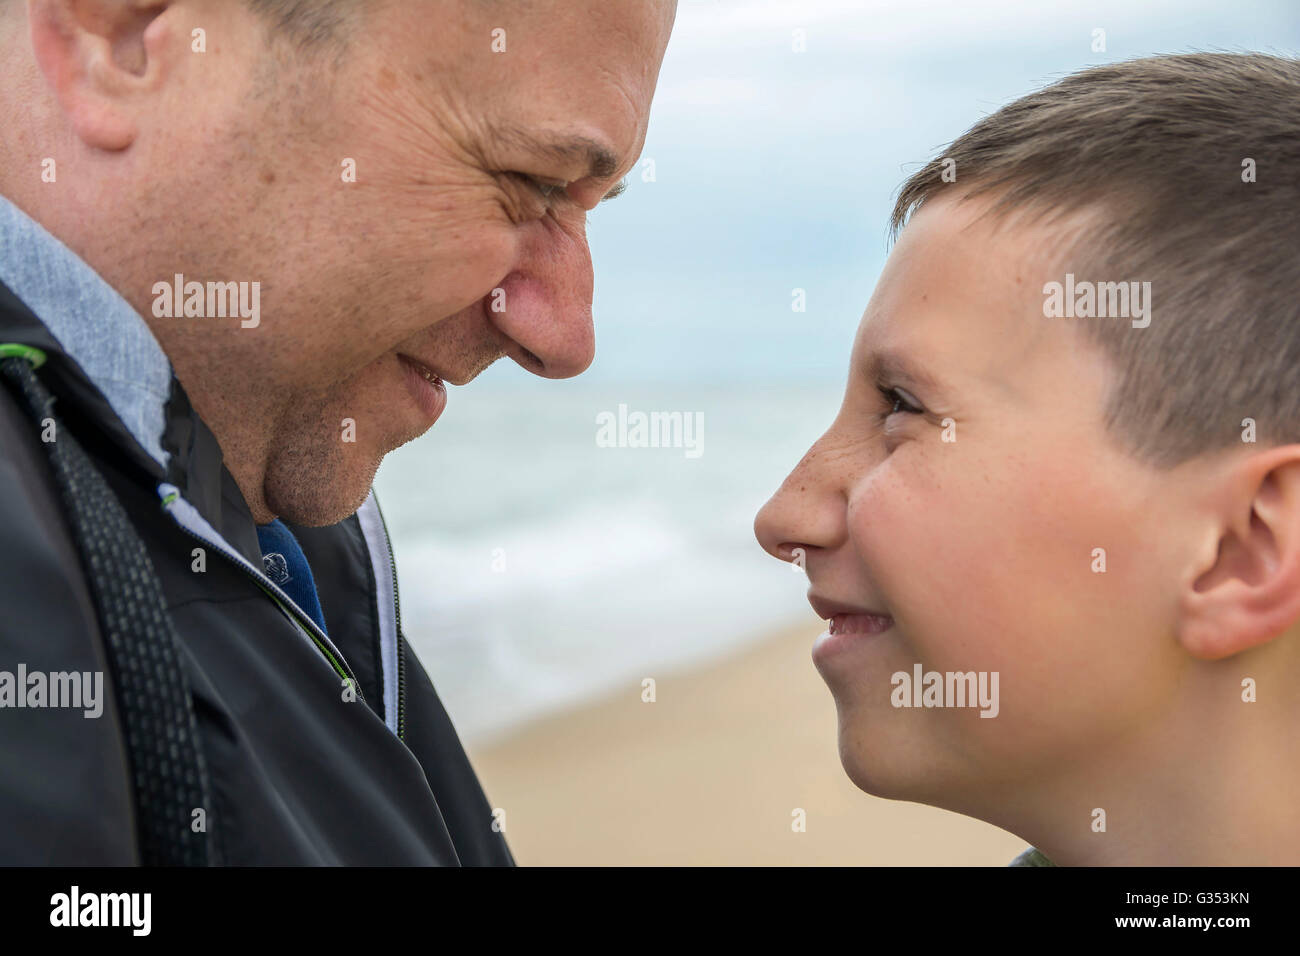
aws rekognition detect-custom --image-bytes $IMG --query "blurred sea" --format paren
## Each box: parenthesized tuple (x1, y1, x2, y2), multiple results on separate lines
(373, 378, 844, 746)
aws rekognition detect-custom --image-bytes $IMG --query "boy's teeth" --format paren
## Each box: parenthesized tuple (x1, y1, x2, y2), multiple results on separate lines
(829, 612, 893, 635)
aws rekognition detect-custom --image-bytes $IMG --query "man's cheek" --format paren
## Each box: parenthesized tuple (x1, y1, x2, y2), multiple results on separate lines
(424, 223, 518, 311)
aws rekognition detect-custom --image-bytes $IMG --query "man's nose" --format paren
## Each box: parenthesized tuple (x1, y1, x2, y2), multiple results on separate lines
(489, 212, 596, 379)
(754, 437, 847, 566)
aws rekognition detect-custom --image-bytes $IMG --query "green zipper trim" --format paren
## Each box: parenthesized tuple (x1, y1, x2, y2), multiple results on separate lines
(256, 582, 359, 693)
(0, 343, 48, 368)
(159, 490, 364, 703)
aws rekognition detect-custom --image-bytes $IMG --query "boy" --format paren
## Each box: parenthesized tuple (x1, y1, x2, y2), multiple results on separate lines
(754, 52, 1300, 865)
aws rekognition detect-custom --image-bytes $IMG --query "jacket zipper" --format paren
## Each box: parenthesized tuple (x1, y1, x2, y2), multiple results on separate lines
(372, 497, 406, 742)
(160, 493, 366, 703)
(3, 344, 373, 714)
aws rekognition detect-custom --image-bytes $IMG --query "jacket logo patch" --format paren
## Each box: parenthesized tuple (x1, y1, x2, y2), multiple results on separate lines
(262, 552, 291, 585)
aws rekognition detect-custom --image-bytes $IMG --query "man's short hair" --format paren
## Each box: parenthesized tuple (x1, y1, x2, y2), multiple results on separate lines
(890, 53, 1300, 467)
(245, 0, 355, 53)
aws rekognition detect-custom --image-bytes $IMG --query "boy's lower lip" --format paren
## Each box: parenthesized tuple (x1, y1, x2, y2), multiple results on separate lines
(813, 612, 894, 658)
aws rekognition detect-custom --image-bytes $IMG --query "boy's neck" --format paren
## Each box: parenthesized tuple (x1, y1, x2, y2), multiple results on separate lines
(1004, 650, 1300, 865)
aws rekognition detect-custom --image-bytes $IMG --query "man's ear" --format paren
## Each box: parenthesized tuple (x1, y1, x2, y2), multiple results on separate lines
(27, 0, 172, 151)
(1180, 446, 1300, 660)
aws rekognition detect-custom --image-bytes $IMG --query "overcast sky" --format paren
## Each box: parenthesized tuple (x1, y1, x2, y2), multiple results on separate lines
(475, 0, 1300, 388)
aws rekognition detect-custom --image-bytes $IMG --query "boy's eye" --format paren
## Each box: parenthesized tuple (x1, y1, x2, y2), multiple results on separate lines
(878, 384, 924, 416)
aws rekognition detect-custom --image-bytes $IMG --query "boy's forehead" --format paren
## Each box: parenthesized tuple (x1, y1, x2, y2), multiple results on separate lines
(855, 191, 1092, 404)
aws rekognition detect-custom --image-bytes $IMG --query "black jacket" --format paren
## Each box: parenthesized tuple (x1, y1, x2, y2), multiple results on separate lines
(0, 278, 514, 865)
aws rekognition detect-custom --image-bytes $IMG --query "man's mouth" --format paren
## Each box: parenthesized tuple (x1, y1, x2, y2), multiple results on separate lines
(399, 353, 444, 386)
(397, 352, 448, 423)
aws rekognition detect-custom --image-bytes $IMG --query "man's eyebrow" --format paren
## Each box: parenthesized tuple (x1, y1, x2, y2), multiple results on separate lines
(600, 179, 629, 202)
(496, 125, 622, 182)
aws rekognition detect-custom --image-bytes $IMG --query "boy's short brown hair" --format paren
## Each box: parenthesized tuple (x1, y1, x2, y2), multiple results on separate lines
(890, 53, 1300, 467)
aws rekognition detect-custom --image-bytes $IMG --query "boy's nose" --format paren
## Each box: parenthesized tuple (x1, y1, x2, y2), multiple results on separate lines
(754, 440, 847, 566)
(490, 211, 596, 379)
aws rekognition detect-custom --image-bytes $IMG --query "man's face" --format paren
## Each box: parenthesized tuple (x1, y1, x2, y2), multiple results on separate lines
(124, 0, 675, 525)
(754, 192, 1207, 819)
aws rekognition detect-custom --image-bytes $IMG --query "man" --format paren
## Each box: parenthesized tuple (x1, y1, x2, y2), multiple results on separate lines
(0, 0, 676, 864)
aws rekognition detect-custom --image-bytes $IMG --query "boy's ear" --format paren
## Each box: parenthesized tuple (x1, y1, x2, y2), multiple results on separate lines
(27, 0, 172, 151)
(1180, 446, 1300, 660)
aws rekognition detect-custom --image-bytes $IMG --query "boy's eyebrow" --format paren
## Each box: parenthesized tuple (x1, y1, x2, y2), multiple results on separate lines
(867, 348, 948, 397)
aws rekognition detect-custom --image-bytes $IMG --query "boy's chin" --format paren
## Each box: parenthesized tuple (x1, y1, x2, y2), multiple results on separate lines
(833, 703, 949, 804)
(839, 751, 917, 804)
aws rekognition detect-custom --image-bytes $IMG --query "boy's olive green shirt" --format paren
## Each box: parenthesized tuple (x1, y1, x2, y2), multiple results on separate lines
(1010, 847, 1056, 866)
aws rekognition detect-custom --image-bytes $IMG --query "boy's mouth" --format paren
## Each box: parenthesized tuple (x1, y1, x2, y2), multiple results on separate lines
(828, 612, 894, 635)
(808, 595, 894, 634)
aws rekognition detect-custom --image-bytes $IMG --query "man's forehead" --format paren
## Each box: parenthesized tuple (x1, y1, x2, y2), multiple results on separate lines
(466, 1, 671, 91)
(404, 0, 670, 180)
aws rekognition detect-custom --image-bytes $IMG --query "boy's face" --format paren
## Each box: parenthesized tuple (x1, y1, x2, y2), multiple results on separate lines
(754, 192, 1199, 817)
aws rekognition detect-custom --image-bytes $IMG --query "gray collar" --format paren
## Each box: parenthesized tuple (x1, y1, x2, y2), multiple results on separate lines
(0, 194, 172, 469)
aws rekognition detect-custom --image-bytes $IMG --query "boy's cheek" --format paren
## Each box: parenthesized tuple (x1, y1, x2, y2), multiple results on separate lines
(849, 456, 1169, 732)
(838, 424, 1189, 790)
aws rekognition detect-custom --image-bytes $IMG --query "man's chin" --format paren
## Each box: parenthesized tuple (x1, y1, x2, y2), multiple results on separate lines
(263, 447, 385, 528)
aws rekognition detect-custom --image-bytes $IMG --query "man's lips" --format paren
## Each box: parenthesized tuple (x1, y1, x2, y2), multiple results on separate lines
(397, 352, 445, 386)
(397, 352, 447, 422)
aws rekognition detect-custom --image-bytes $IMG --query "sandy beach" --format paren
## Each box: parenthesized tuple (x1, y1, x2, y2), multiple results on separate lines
(466, 622, 1031, 865)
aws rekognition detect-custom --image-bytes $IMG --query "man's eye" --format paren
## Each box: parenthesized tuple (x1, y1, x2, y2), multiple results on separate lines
(507, 172, 564, 202)
(535, 179, 566, 201)
(877, 385, 924, 416)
